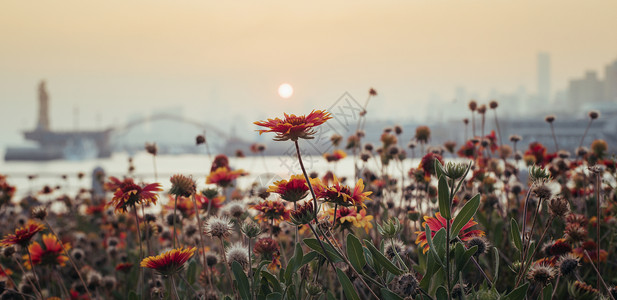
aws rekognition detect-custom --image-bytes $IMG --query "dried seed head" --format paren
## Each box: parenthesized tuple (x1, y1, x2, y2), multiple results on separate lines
(2, 246, 16, 258)
(527, 264, 555, 286)
(489, 100, 498, 109)
(466, 237, 490, 257)
(509, 134, 522, 143)
(31, 205, 48, 220)
(557, 253, 580, 276)
(226, 242, 249, 270)
(544, 115, 555, 123)
(391, 273, 419, 298)
(588, 110, 600, 120)
(196, 134, 206, 145)
(532, 184, 552, 200)
(548, 197, 570, 218)
(384, 239, 405, 260)
(468, 100, 477, 111)
(205, 252, 219, 267)
(145, 142, 158, 155)
(204, 216, 233, 239)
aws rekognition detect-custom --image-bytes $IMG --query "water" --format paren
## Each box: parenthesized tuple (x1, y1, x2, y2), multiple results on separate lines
(1, 151, 424, 200)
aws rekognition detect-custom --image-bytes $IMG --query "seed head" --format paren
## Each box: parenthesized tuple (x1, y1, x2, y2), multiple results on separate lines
(226, 242, 249, 270)
(169, 174, 196, 197)
(468, 100, 477, 111)
(544, 115, 555, 123)
(31, 205, 48, 220)
(391, 273, 419, 298)
(145, 142, 158, 156)
(240, 221, 262, 238)
(532, 184, 552, 200)
(204, 216, 233, 239)
(377, 217, 403, 239)
(466, 237, 490, 257)
(588, 110, 600, 120)
(548, 196, 570, 218)
(489, 100, 498, 109)
(527, 263, 555, 286)
(205, 252, 219, 267)
(557, 253, 580, 276)
(509, 134, 521, 143)
(384, 239, 405, 260)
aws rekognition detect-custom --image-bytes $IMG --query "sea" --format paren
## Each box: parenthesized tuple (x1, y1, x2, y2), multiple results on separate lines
(0, 151, 424, 200)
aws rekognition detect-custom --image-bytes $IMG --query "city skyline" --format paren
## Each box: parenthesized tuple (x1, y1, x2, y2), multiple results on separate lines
(1, 0, 617, 146)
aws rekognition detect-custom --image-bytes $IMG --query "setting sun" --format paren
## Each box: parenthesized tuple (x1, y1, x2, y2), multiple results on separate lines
(277, 83, 293, 99)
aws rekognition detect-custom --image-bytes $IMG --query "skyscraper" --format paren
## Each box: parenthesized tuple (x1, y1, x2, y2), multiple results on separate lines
(537, 52, 551, 102)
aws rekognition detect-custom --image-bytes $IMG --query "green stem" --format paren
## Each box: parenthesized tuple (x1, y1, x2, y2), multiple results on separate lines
(173, 195, 179, 248)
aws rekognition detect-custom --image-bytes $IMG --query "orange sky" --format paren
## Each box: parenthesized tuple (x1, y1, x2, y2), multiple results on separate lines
(1, 0, 616, 142)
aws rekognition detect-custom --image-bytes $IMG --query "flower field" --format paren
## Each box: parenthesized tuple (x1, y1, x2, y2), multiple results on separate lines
(1, 94, 616, 300)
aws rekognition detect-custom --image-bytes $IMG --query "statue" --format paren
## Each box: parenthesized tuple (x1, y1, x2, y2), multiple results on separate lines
(37, 80, 50, 131)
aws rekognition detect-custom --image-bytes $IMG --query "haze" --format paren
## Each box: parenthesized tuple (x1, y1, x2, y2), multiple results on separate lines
(1, 0, 616, 145)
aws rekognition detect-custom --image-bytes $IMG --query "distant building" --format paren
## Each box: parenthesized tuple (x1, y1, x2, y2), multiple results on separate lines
(537, 52, 551, 103)
(568, 71, 604, 109)
(604, 59, 617, 102)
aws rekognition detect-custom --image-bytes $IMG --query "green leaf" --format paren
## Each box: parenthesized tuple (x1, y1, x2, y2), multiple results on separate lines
(435, 159, 445, 180)
(492, 247, 499, 286)
(420, 249, 442, 290)
(298, 251, 319, 269)
(451, 193, 480, 239)
(303, 238, 343, 263)
(380, 288, 404, 300)
(128, 291, 138, 300)
(261, 271, 282, 293)
(502, 283, 529, 300)
(265, 293, 282, 300)
(436, 286, 448, 300)
(454, 243, 477, 277)
(510, 218, 523, 256)
(347, 233, 366, 273)
(438, 175, 451, 219)
(364, 239, 404, 276)
(336, 268, 361, 300)
(542, 283, 553, 300)
(187, 260, 197, 285)
(232, 261, 251, 300)
(424, 224, 444, 267)
(326, 291, 336, 300)
(432, 228, 447, 259)
(284, 243, 303, 283)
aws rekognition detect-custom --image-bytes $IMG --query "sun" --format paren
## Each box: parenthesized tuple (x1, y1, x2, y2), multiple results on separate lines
(278, 83, 293, 99)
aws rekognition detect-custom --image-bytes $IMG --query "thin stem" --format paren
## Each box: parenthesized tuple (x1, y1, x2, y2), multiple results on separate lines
(45, 221, 93, 299)
(594, 170, 602, 294)
(152, 155, 158, 182)
(519, 183, 535, 256)
(191, 194, 208, 291)
(25, 250, 43, 296)
(332, 204, 338, 228)
(551, 275, 560, 299)
(493, 110, 503, 147)
(13, 257, 43, 299)
(578, 119, 593, 150)
(173, 195, 179, 248)
(133, 207, 145, 298)
(515, 216, 554, 287)
(549, 123, 559, 151)
(219, 238, 235, 293)
(170, 276, 179, 300)
(583, 250, 615, 300)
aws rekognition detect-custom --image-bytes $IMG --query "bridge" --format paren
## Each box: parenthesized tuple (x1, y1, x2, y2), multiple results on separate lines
(4, 81, 250, 160)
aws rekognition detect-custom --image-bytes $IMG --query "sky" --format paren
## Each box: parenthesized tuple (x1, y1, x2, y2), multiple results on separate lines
(1, 0, 616, 145)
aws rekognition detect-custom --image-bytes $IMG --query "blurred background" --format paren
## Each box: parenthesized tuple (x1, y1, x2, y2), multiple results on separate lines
(1, 0, 616, 162)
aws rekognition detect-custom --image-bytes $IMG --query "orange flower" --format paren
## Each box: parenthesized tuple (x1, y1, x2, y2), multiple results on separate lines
(1, 220, 45, 247)
(195, 193, 225, 210)
(206, 167, 245, 188)
(106, 177, 162, 213)
(267, 174, 309, 202)
(415, 212, 485, 254)
(251, 200, 290, 224)
(572, 241, 608, 263)
(141, 247, 196, 276)
(254, 110, 332, 141)
(24, 233, 69, 268)
(329, 207, 374, 233)
(313, 176, 371, 208)
(253, 237, 281, 271)
(323, 149, 347, 162)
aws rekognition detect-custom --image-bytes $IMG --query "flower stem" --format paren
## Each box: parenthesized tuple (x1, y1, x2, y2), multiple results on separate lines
(173, 194, 179, 248)
(191, 194, 209, 289)
(583, 250, 614, 300)
(133, 207, 145, 298)
(13, 256, 43, 299)
(219, 238, 234, 293)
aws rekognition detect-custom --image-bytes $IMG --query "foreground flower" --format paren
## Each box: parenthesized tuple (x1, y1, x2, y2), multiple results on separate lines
(254, 110, 332, 141)
(313, 176, 371, 208)
(267, 174, 309, 202)
(24, 233, 69, 268)
(106, 177, 162, 213)
(206, 167, 245, 188)
(1, 220, 46, 247)
(415, 212, 485, 254)
(140, 247, 196, 276)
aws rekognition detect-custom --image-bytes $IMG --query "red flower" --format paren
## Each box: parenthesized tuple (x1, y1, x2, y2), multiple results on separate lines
(267, 174, 309, 203)
(254, 238, 281, 270)
(1, 220, 45, 247)
(418, 153, 444, 179)
(415, 212, 485, 254)
(206, 167, 245, 188)
(24, 233, 69, 268)
(141, 247, 196, 276)
(572, 241, 608, 263)
(107, 177, 162, 213)
(195, 193, 225, 210)
(254, 110, 332, 141)
(251, 200, 290, 224)
(313, 176, 371, 208)
(115, 262, 134, 273)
